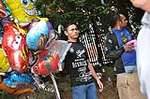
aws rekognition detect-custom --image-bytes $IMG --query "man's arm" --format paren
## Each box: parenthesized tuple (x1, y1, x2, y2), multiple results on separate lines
(105, 33, 133, 60)
(105, 34, 124, 60)
(88, 63, 103, 92)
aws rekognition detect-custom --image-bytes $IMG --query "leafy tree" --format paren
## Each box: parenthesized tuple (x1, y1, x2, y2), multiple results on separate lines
(35, 0, 144, 36)
(35, 0, 108, 32)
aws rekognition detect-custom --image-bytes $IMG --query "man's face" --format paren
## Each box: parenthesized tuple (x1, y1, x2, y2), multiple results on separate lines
(66, 24, 79, 40)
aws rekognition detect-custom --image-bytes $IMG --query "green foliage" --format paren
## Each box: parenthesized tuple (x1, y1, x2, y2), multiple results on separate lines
(35, 0, 108, 32)
(34, 0, 143, 35)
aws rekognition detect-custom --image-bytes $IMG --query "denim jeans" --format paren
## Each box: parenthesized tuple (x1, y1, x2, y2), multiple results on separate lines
(72, 82, 97, 99)
(124, 65, 136, 73)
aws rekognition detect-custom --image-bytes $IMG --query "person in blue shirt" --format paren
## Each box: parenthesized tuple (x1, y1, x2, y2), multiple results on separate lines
(105, 13, 146, 99)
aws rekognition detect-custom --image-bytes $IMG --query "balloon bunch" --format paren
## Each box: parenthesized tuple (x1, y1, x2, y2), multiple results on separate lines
(0, 0, 71, 96)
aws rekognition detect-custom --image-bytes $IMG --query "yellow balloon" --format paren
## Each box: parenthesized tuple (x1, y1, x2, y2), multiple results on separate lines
(6, 0, 38, 25)
(0, 48, 9, 72)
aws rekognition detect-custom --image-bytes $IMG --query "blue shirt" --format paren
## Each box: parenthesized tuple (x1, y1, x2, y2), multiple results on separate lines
(112, 28, 136, 66)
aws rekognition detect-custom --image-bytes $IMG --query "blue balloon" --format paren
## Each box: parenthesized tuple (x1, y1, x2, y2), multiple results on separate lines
(3, 71, 33, 88)
(26, 20, 51, 51)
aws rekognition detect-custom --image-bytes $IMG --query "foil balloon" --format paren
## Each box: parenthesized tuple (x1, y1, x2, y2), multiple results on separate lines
(5, 0, 38, 26)
(3, 71, 33, 88)
(0, 48, 9, 72)
(0, 0, 11, 19)
(31, 40, 71, 76)
(26, 19, 51, 51)
(32, 53, 60, 76)
(48, 40, 71, 70)
(50, 54, 60, 72)
(29, 49, 48, 67)
(2, 21, 29, 73)
(0, 22, 3, 44)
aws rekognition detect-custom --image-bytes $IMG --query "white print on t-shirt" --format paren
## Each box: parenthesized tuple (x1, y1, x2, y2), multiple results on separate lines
(72, 60, 87, 68)
(76, 71, 92, 82)
(76, 49, 85, 58)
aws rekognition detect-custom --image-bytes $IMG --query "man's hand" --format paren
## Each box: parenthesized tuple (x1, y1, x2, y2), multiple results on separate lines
(124, 43, 134, 52)
(88, 63, 103, 92)
(96, 78, 103, 92)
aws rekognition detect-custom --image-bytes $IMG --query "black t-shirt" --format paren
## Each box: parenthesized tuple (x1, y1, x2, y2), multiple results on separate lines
(64, 42, 93, 86)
